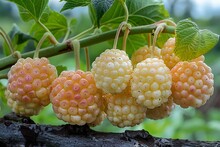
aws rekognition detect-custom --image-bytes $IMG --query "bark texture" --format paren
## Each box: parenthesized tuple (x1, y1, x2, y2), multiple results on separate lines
(0, 113, 219, 147)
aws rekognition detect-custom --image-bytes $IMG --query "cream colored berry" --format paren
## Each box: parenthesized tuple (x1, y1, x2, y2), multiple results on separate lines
(105, 86, 146, 128)
(131, 46, 161, 66)
(6, 57, 57, 116)
(146, 96, 174, 120)
(50, 70, 103, 125)
(131, 58, 172, 109)
(91, 49, 133, 94)
(171, 61, 214, 108)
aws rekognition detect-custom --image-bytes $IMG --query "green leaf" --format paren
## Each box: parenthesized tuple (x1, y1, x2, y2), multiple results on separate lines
(175, 19, 219, 61)
(9, 0, 49, 21)
(31, 10, 74, 45)
(101, 0, 169, 26)
(91, 0, 114, 27)
(61, 0, 91, 12)
(3, 24, 36, 56)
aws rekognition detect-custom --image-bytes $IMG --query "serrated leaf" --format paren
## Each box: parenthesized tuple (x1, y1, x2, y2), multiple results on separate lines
(101, 0, 169, 26)
(61, 0, 91, 12)
(31, 10, 74, 46)
(3, 24, 36, 56)
(90, 0, 114, 27)
(9, 0, 49, 21)
(56, 65, 67, 76)
(175, 19, 219, 61)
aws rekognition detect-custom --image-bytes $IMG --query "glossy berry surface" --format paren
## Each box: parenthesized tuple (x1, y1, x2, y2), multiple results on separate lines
(6, 57, 57, 116)
(131, 58, 172, 109)
(171, 61, 214, 108)
(105, 86, 146, 128)
(91, 49, 133, 94)
(50, 70, 103, 126)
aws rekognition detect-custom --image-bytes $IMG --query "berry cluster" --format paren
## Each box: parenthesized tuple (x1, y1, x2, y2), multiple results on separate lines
(5, 38, 214, 128)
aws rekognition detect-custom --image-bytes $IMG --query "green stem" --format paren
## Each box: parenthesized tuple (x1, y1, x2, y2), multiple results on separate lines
(148, 33, 151, 48)
(0, 24, 175, 71)
(121, 0, 129, 22)
(62, 28, 71, 43)
(37, 20, 59, 44)
(34, 32, 50, 58)
(84, 47, 90, 71)
(71, 26, 95, 40)
(0, 27, 14, 54)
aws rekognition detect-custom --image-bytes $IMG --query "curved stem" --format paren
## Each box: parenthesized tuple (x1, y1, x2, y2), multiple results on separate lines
(121, 0, 129, 22)
(0, 27, 14, 54)
(84, 47, 90, 71)
(37, 20, 59, 44)
(113, 21, 127, 49)
(62, 28, 71, 43)
(122, 27, 130, 51)
(73, 40, 80, 70)
(33, 32, 58, 58)
(0, 25, 175, 71)
(71, 26, 95, 40)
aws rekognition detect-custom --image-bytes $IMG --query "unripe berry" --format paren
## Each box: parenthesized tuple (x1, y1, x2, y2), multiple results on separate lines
(131, 46, 161, 66)
(146, 96, 174, 120)
(171, 61, 214, 108)
(91, 49, 133, 94)
(105, 86, 146, 128)
(50, 70, 103, 126)
(6, 57, 57, 116)
(131, 58, 172, 109)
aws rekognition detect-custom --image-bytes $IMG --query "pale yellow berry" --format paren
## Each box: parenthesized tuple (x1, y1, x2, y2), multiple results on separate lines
(105, 86, 146, 128)
(131, 58, 172, 109)
(91, 49, 133, 94)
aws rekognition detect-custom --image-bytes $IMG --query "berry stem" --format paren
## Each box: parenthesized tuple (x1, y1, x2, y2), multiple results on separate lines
(152, 23, 166, 56)
(73, 40, 81, 70)
(122, 26, 130, 51)
(0, 24, 175, 71)
(71, 25, 95, 40)
(84, 47, 90, 71)
(34, 32, 58, 58)
(120, 0, 129, 23)
(113, 21, 127, 49)
(0, 27, 14, 55)
(37, 20, 59, 45)
(62, 27, 71, 43)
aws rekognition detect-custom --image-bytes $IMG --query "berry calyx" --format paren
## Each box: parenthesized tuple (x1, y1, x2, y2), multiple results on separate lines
(50, 70, 103, 126)
(171, 61, 214, 108)
(91, 49, 133, 94)
(131, 46, 161, 66)
(105, 86, 146, 128)
(131, 58, 172, 109)
(6, 57, 57, 116)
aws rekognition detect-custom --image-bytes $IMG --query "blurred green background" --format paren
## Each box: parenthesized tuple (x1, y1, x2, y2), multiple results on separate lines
(0, 0, 220, 141)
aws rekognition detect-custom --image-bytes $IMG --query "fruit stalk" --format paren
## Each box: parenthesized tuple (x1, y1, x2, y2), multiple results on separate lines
(0, 25, 175, 72)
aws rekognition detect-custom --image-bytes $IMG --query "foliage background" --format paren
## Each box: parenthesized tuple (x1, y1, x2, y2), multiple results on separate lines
(0, 0, 220, 141)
